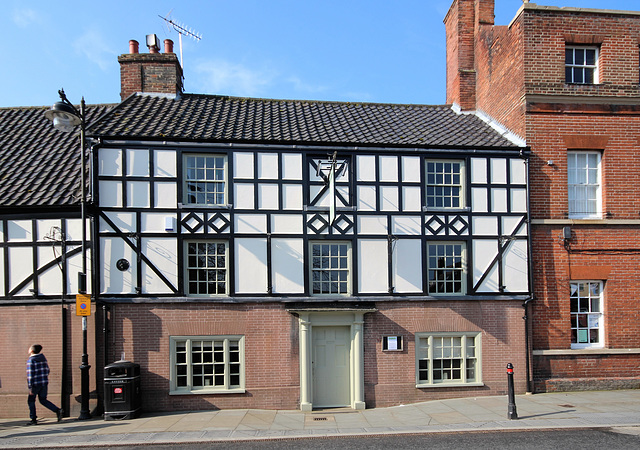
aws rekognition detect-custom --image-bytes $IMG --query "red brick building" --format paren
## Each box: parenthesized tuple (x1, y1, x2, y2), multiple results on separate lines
(446, 0, 640, 391)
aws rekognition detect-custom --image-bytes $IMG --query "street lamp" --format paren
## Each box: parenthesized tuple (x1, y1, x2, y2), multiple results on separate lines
(45, 89, 91, 420)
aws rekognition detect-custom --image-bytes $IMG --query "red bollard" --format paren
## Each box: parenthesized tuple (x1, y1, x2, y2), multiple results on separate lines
(507, 363, 518, 419)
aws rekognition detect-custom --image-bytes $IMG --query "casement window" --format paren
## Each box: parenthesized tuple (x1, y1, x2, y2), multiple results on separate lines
(185, 241, 228, 296)
(310, 241, 351, 295)
(426, 160, 465, 209)
(170, 336, 244, 394)
(565, 46, 599, 84)
(427, 242, 466, 295)
(416, 333, 481, 387)
(184, 154, 226, 206)
(570, 281, 604, 349)
(567, 151, 601, 218)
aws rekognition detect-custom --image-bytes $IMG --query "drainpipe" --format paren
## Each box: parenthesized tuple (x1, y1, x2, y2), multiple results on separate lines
(523, 149, 535, 394)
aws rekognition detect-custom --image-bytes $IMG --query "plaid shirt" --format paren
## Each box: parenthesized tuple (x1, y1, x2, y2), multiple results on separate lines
(27, 353, 50, 388)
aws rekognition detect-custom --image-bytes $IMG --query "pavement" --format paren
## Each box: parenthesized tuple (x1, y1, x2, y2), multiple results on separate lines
(1, 390, 640, 448)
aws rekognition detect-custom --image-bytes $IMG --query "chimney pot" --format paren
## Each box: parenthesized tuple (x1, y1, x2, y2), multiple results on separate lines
(164, 39, 174, 54)
(129, 40, 139, 54)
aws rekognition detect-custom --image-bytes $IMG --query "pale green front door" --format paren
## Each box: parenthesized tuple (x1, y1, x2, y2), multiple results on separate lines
(313, 326, 350, 407)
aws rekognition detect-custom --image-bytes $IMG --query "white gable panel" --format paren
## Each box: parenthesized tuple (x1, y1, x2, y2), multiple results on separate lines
(379, 156, 398, 182)
(154, 182, 177, 208)
(490, 158, 507, 184)
(234, 152, 255, 179)
(358, 239, 388, 293)
(66, 218, 86, 241)
(470, 158, 487, 184)
(271, 215, 303, 234)
(67, 248, 92, 294)
(282, 153, 302, 180)
(472, 217, 498, 236)
(101, 237, 135, 294)
(402, 156, 421, 182)
(141, 238, 177, 294)
(393, 239, 423, 293)
(127, 149, 149, 176)
(473, 239, 498, 292)
(100, 212, 135, 234)
(502, 216, 527, 237)
(510, 188, 527, 213)
(491, 188, 508, 213)
(357, 155, 376, 181)
(380, 186, 399, 211)
(235, 214, 267, 234)
(357, 216, 388, 235)
(99, 180, 123, 207)
(8, 220, 32, 242)
(271, 238, 304, 293)
(392, 216, 422, 236)
(503, 240, 528, 292)
(141, 213, 177, 233)
(471, 187, 488, 213)
(235, 238, 268, 294)
(258, 153, 279, 179)
(38, 247, 63, 295)
(402, 186, 422, 212)
(99, 148, 122, 176)
(127, 181, 150, 208)
(259, 184, 279, 210)
(282, 184, 303, 210)
(37, 220, 61, 241)
(357, 186, 377, 211)
(8, 247, 32, 294)
(510, 158, 527, 185)
(154, 149, 177, 177)
(235, 183, 255, 209)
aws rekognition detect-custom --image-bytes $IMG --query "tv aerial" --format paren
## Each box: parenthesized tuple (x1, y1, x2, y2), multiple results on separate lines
(159, 10, 202, 69)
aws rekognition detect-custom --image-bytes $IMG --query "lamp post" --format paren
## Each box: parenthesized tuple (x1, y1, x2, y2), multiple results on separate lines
(45, 89, 91, 420)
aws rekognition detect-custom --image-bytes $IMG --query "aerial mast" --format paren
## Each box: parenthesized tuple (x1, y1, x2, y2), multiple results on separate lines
(158, 11, 202, 69)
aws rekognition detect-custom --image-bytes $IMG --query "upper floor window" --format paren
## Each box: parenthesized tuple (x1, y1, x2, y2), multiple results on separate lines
(426, 160, 465, 209)
(185, 241, 228, 296)
(570, 281, 603, 349)
(184, 154, 226, 206)
(567, 151, 601, 218)
(565, 46, 598, 84)
(428, 242, 466, 295)
(310, 241, 351, 295)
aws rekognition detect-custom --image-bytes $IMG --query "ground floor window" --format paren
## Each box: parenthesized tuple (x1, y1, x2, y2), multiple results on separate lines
(570, 281, 604, 348)
(170, 336, 244, 393)
(416, 333, 481, 386)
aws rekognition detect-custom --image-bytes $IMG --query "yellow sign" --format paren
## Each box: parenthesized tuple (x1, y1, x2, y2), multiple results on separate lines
(76, 294, 91, 316)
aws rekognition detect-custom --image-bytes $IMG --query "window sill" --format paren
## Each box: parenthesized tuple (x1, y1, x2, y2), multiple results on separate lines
(170, 388, 246, 395)
(423, 206, 470, 213)
(533, 348, 640, 356)
(416, 382, 484, 389)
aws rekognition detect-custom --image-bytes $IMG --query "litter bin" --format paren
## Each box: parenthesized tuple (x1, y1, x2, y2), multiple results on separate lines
(104, 360, 141, 420)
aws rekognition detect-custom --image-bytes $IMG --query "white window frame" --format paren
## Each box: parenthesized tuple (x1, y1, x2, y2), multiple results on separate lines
(416, 332, 482, 387)
(567, 151, 601, 219)
(183, 154, 227, 206)
(170, 336, 245, 394)
(185, 240, 229, 297)
(565, 46, 599, 84)
(427, 242, 466, 295)
(570, 281, 604, 349)
(309, 241, 352, 296)
(425, 160, 466, 210)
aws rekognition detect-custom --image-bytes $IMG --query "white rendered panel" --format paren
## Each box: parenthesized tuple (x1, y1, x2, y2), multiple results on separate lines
(67, 248, 92, 294)
(234, 183, 255, 209)
(503, 216, 527, 237)
(472, 188, 487, 213)
(402, 156, 421, 182)
(503, 240, 528, 292)
(402, 186, 422, 212)
(127, 148, 149, 176)
(99, 148, 123, 176)
(510, 188, 527, 213)
(358, 239, 388, 293)
(141, 213, 177, 233)
(38, 247, 63, 295)
(380, 186, 399, 211)
(392, 216, 421, 236)
(37, 220, 61, 241)
(65, 218, 89, 243)
(393, 239, 423, 293)
(472, 217, 498, 236)
(283, 184, 303, 210)
(271, 215, 303, 234)
(473, 240, 498, 292)
(306, 214, 330, 235)
(510, 158, 527, 185)
(491, 188, 508, 213)
(336, 186, 349, 207)
(181, 212, 205, 234)
(127, 181, 150, 208)
(259, 184, 279, 210)
(8, 247, 32, 294)
(235, 214, 267, 233)
(154, 182, 177, 208)
(99, 180, 123, 207)
(100, 212, 135, 233)
(141, 238, 177, 294)
(258, 153, 279, 179)
(282, 153, 302, 180)
(357, 216, 388, 235)
(8, 220, 32, 241)
(490, 158, 507, 184)
(101, 237, 135, 294)
(357, 186, 376, 211)
(357, 155, 376, 181)
(379, 156, 398, 182)
(234, 152, 254, 179)
(154, 149, 177, 177)
(470, 158, 487, 184)
(271, 238, 304, 293)
(235, 238, 268, 293)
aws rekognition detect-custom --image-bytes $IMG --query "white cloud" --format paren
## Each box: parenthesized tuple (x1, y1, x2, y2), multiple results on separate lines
(286, 76, 329, 95)
(73, 28, 117, 71)
(12, 7, 41, 27)
(194, 60, 275, 97)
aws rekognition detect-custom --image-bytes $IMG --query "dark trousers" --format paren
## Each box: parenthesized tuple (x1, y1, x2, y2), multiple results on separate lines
(28, 384, 59, 420)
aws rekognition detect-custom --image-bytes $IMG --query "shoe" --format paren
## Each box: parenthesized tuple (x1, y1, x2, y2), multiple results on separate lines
(26, 419, 37, 426)
(57, 408, 63, 422)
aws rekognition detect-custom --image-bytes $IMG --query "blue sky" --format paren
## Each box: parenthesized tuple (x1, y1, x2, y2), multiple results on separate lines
(3, 0, 640, 108)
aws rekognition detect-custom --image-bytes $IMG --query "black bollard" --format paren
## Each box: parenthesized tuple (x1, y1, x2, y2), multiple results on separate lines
(507, 363, 518, 419)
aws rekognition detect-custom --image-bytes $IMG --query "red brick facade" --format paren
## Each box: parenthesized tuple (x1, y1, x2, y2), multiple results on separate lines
(446, 0, 640, 391)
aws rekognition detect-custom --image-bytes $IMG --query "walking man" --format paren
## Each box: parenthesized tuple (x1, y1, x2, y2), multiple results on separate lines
(27, 344, 63, 425)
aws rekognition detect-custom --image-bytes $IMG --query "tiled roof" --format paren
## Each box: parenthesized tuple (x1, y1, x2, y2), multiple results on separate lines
(0, 105, 113, 209)
(88, 93, 520, 149)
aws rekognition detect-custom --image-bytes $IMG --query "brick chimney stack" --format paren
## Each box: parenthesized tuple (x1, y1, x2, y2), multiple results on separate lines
(118, 35, 183, 101)
(444, 0, 494, 111)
